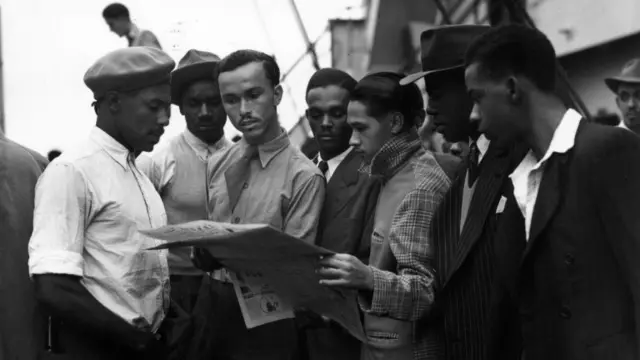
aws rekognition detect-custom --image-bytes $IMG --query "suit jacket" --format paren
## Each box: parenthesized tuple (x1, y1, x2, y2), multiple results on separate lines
(315, 149, 381, 261)
(0, 136, 48, 360)
(494, 122, 640, 360)
(430, 141, 526, 360)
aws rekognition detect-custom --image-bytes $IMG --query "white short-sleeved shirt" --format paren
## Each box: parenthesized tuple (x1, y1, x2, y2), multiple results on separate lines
(28, 127, 170, 332)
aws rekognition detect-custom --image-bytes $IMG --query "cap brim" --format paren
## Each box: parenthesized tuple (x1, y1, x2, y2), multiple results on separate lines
(399, 64, 465, 86)
(605, 77, 640, 93)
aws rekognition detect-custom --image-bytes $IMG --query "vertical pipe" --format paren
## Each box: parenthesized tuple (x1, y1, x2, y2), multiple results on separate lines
(288, 0, 321, 70)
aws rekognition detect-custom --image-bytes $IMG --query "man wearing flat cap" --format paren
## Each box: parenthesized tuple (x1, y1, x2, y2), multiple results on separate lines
(606, 58, 640, 135)
(401, 25, 526, 360)
(28, 47, 176, 359)
(139, 49, 230, 314)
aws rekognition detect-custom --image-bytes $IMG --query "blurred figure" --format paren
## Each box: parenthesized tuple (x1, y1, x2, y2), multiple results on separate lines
(605, 58, 640, 134)
(28, 47, 176, 359)
(103, 3, 162, 49)
(467, 24, 640, 360)
(139, 49, 230, 314)
(0, 133, 48, 360)
(300, 68, 380, 360)
(47, 149, 61, 162)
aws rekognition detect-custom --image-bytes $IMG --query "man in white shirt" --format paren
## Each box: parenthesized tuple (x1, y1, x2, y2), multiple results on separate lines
(139, 49, 230, 314)
(465, 24, 640, 360)
(605, 58, 640, 135)
(103, 3, 162, 49)
(300, 68, 381, 360)
(28, 47, 174, 359)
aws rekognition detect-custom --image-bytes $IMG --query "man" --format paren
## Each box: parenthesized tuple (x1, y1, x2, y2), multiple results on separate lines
(190, 49, 325, 360)
(0, 134, 47, 360)
(605, 58, 640, 134)
(465, 24, 640, 359)
(401, 24, 526, 360)
(139, 49, 230, 313)
(317, 72, 452, 359)
(300, 68, 381, 360)
(103, 3, 162, 49)
(28, 47, 175, 359)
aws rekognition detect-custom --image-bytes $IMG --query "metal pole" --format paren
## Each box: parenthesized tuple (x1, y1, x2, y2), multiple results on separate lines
(432, 0, 453, 24)
(289, 0, 321, 70)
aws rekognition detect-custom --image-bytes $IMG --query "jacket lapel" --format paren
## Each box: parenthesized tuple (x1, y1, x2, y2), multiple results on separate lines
(522, 152, 569, 260)
(444, 144, 510, 286)
(326, 150, 361, 220)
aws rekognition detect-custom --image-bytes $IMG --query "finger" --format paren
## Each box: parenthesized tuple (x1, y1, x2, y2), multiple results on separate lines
(319, 278, 353, 287)
(316, 267, 347, 279)
(318, 256, 349, 268)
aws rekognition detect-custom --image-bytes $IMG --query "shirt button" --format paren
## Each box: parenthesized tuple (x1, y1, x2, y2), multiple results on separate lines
(564, 253, 575, 265)
(559, 306, 572, 319)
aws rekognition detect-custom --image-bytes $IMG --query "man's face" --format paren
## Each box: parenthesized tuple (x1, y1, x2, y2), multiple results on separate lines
(180, 80, 226, 144)
(616, 83, 640, 133)
(306, 85, 352, 159)
(425, 70, 475, 143)
(465, 63, 519, 142)
(105, 17, 129, 37)
(116, 84, 171, 152)
(219, 62, 282, 145)
(347, 101, 392, 161)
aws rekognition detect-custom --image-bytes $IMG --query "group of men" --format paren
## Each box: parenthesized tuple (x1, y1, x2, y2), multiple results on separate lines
(3, 10, 640, 360)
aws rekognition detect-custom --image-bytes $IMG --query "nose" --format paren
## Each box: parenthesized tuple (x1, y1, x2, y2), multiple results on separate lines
(349, 130, 360, 148)
(240, 98, 252, 115)
(320, 115, 333, 130)
(198, 103, 211, 118)
(158, 108, 170, 127)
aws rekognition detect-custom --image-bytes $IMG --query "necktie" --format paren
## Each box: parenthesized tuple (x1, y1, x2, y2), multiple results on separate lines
(224, 146, 258, 211)
(467, 142, 480, 187)
(318, 160, 329, 175)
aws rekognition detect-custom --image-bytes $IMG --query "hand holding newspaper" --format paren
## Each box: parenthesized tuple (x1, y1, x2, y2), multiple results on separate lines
(141, 220, 366, 342)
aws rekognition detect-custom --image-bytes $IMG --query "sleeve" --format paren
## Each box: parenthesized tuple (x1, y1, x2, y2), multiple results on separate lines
(136, 149, 174, 193)
(139, 31, 162, 50)
(593, 130, 640, 355)
(28, 162, 90, 277)
(283, 174, 325, 244)
(359, 180, 447, 321)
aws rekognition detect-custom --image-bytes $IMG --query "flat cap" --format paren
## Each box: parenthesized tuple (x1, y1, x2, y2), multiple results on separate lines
(171, 49, 220, 105)
(84, 46, 175, 99)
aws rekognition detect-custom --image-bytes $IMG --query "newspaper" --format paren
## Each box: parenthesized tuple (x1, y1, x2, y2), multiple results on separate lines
(141, 220, 366, 342)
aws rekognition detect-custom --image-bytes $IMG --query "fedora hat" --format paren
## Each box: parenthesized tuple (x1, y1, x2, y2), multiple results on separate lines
(171, 49, 221, 105)
(605, 58, 640, 93)
(400, 25, 490, 86)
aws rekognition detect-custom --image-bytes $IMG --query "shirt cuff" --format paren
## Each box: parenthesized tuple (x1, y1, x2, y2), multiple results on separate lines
(29, 250, 84, 278)
(358, 266, 392, 316)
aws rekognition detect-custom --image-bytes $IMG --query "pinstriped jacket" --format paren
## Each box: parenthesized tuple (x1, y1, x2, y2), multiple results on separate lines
(358, 132, 452, 359)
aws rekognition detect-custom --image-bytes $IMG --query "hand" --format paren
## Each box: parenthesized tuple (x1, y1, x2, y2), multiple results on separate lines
(317, 253, 374, 290)
(190, 247, 223, 272)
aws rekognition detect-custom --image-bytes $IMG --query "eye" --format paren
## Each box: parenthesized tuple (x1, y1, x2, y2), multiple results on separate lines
(328, 109, 346, 118)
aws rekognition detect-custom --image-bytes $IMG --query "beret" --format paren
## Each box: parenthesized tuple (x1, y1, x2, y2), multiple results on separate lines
(84, 46, 176, 99)
(171, 49, 220, 105)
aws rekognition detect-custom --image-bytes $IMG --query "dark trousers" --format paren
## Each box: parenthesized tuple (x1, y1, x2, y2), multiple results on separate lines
(170, 274, 204, 314)
(187, 275, 299, 360)
(303, 325, 361, 360)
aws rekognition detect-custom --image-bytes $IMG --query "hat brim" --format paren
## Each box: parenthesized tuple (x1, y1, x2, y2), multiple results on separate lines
(605, 76, 640, 93)
(399, 64, 464, 86)
(171, 61, 218, 105)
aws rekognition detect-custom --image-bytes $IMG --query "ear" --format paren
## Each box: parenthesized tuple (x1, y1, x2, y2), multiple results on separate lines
(273, 84, 283, 107)
(506, 76, 522, 104)
(390, 112, 405, 135)
(106, 92, 121, 114)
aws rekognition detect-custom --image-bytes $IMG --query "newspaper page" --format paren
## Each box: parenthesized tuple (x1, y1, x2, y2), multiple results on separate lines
(141, 220, 366, 342)
(228, 270, 295, 328)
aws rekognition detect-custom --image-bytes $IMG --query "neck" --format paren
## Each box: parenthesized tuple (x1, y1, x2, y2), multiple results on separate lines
(199, 132, 224, 146)
(319, 146, 349, 161)
(246, 117, 281, 146)
(524, 94, 567, 160)
(96, 118, 132, 153)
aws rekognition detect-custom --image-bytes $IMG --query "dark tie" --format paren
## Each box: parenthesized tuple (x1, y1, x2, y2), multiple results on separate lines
(318, 160, 329, 175)
(224, 146, 258, 211)
(467, 142, 480, 187)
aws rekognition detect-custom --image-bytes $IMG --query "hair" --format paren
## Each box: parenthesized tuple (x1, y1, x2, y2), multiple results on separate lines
(47, 149, 62, 162)
(102, 3, 130, 19)
(306, 68, 357, 95)
(465, 24, 557, 93)
(351, 72, 423, 131)
(215, 50, 280, 87)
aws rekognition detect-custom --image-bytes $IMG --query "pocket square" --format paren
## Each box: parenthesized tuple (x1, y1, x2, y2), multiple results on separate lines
(496, 196, 507, 214)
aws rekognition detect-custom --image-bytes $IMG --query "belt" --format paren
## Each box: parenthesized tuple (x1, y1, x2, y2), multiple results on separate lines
(209, 269, 232, 284)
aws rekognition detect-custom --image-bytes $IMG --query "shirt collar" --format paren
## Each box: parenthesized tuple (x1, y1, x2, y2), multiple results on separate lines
(183, 129, 230, 161)
(360, 132, 422, 181)
(90, 127, 133, 170)
(238, 128, 290, 168)
(510, 108, 582, 179)
(469, 134, 491, 164)
(318, 147, 352, 166)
